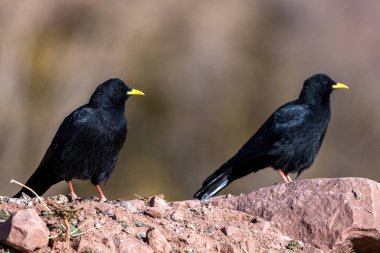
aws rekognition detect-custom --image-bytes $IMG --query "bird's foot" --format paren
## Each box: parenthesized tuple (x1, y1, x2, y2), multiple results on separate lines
(98, 196, 107, 202)
(277, 169, 291, 184)
(70, 192, 78, 201)
(67, 180, 78, 201)
(95, 184, 107, 202)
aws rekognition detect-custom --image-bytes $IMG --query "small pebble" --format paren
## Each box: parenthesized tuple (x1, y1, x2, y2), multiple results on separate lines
(136, 231, 147, 241)
(186, 223, 196, 230)
(149, 196, 170, 209)
(119, 201, 138, 213)
(170, 211, 183, 221)
(1, 197, 10, 203)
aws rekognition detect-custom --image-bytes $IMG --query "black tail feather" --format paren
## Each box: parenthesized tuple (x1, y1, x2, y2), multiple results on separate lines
(13, 169, 58, 198)
(194, 163, 233, 200)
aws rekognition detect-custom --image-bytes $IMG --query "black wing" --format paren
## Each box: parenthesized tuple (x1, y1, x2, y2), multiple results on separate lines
(38, 106, 95, 170)
(14, 105, 95, 197)
(229, 102, 311, 165)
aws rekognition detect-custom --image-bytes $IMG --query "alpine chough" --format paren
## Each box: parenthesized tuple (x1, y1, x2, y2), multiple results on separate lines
(194, 73, 348, 200)
(13, 78, 144, 201)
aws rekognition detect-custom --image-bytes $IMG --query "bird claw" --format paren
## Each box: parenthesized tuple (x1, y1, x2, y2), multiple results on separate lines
(70, 192, 78, 201)
(98, 196, 107, 202)
(278, 169, 291, 184)
(95, 184, 107, 202)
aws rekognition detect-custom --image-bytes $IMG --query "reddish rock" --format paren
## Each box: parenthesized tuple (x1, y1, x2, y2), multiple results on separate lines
(219, 243, 236, 253)
(221, 226, 239, 237)
(122, 199, 146, 212)
(145, 206, 166, 218)
(253, 220, 271, 233)
(0, 209, 49, 253)
(170, 210, 184, 221)
(119, 238, 154, 253)
(77, 236, 116, 252)
(146, 227, 172, 253)
(33, 247, 52, 253)
(245, 240, 257, 253)
(149, 196, 171, 209)
(170, 199, 201, 209)
(1, 178, 378, 253)
(211, 177, 380, 252)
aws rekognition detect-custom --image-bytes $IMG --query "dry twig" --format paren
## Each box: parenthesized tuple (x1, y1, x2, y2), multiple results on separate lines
(10, 179, 51, 212)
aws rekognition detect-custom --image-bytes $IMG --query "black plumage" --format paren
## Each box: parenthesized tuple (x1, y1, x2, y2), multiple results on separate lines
(194, 73, 348, 200)
(14, 78, 144, 201)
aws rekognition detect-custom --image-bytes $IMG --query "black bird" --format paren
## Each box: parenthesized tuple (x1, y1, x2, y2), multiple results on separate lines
(14, 78, 144, 201)
(194, 73, 348, 200)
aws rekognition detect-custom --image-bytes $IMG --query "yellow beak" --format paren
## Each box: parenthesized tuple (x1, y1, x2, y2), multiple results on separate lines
(127, 88, 145, 96)
(332, 83, 349, 90)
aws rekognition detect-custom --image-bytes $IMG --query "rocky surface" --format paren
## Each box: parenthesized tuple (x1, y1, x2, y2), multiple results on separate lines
(0, 177, 379, 253)
(210, 177, 380, 253)
(0, 209, 49, 252)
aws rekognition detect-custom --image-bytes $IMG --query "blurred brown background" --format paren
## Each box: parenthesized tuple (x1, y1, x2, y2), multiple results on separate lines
(0, 1, 379, 201)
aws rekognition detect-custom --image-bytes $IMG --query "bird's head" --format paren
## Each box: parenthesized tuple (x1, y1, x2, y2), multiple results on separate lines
(299, 73, 348, 105)
(89, 78, 145, 109)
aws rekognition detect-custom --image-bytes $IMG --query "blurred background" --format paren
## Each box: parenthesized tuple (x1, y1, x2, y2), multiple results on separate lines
(0, 1, 379, 201)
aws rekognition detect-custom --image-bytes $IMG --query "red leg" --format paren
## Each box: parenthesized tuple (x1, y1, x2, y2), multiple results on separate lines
(68, 180, 78, 200)
(277, 169, 290, 184)
(95, 184, 107, 202)
(286, 174, 293, 182)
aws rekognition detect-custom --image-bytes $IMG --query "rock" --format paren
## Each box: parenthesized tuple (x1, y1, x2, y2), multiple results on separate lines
(0, 196, 9, 203)
(0, 208, 49, 252)
(170, 199, 201, 209)
(245, 240, 259, 253)
(119, 201, 138, 213)
(2, 197, 28, 206)
(126, 199, 146, 211)
(185, 222, 196, 230)
(253, 220, 271, 233)
(77, 237, 115, 252)
(119, 238, 154, 253)
(211, 177, 380, 252)
(49, 194, 69, 204)
(95, 205, 114, 216)
(1, 177, 378, 252)
(149, 196, 171, 210)
(221, 226, 239, 237)
(101, 237, 117, 251)
(170, 210, 184, 221)
(33, 246, 52, 253)
(136, 231, 147, 241)
(146, 227, 172, 253)
(145, 207, 166, 218)
(219, 243, 236, 253)
(114, 208, 132, 222)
